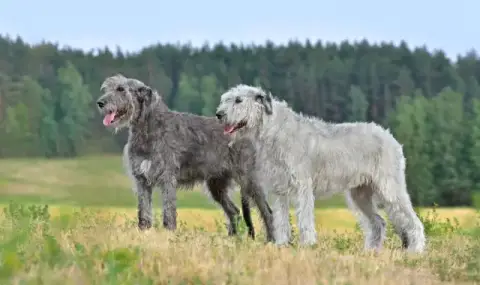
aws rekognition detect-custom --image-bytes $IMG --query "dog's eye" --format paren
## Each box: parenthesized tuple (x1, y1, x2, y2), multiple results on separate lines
(116, 86, 125, 92)
(235, 97, 242, 104)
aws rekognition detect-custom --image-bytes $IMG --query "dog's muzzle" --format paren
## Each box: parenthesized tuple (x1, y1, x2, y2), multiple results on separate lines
(215, 111, 225, 120)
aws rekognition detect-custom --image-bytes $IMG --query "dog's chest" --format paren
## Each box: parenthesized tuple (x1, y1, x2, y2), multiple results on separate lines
(126, 141, 154, 178)
(127, 132, 153, 157)
(127, 156, 153, 180)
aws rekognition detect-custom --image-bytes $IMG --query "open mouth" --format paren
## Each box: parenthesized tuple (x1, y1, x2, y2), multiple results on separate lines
(102, 109, 126, 126)
(223, 120, 247, 135)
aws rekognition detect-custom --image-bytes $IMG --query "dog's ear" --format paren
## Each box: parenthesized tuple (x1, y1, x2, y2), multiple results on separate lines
(135, 86, 153, 102)
(255, 91, 273, 115)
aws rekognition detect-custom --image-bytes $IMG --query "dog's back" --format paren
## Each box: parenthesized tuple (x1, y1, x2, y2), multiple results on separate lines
(147, 110, 234, 185)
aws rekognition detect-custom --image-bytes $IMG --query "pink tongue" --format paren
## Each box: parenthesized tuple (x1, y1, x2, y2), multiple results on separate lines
(103, 112, 116, 126)
(223, 125, 235, 134)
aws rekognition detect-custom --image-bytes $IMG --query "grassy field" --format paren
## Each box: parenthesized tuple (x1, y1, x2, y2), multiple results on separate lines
(0, 156, 480, 284)
(0, 155, 350, 208)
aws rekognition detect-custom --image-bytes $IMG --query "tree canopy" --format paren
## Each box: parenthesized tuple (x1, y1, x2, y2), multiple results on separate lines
(0, 35, 479, 206)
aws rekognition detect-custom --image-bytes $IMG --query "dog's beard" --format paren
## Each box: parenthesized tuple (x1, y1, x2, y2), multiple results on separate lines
(227, 131, 238, 147)
(226, 124, 255, 147)
(223, 120, 246, 134)
(109, 113, 131, 133)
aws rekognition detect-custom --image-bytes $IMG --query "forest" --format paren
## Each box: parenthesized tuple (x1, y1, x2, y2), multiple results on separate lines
(0, 35, 480, 207)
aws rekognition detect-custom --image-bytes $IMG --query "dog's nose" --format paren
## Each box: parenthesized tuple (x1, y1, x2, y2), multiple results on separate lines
(97, 100, 105, 108)
(215, 111, 224, 120)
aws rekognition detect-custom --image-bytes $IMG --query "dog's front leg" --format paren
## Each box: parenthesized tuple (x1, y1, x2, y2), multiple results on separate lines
(134, 175, 153, 230)
(272, 193, 292, 245)
(159, 175, 178, 231)
(148, 157, 178, 231)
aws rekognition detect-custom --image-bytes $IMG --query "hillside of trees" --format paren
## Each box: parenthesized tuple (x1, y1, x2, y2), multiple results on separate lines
(1, 35, 480, 207)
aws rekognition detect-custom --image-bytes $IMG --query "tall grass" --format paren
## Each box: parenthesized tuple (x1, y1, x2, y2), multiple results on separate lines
(1, 156, 479, 283)
(0, 202, 479, 284)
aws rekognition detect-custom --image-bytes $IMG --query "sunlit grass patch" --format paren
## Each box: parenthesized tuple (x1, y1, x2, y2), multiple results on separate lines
(0, 202, 479, 284)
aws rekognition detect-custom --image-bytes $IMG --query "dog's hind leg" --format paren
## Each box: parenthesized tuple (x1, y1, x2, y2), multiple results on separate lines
(241, 196, 255, 239)
(240, 193, 273, 240)
(346, 185, 386, 252)
(207, 177, 241, 236)
(249, 182, 275, 242)
(237, 174, 275, 242)
(374, 174, 426, 253)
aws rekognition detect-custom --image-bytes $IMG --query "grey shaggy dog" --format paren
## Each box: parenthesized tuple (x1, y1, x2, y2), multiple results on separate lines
(215, 84, 426, 253)
(95, 75, 274, 241)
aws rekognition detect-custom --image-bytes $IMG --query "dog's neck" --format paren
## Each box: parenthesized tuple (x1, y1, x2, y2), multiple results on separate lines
(129, 94, 167, 127)
(257, 100, 309, 143)
(127, 101, 155, 155)
(257, 100, 332, 150)
(127, 95, 171, 150)
(258, 100, 288, 133)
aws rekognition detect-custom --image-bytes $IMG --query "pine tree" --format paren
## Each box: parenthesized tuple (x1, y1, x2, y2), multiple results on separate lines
(426, 88, 471, 206)
(56, 61, 93, 157)
(346, 85, 369, 122)
(389, 91, 434, 206)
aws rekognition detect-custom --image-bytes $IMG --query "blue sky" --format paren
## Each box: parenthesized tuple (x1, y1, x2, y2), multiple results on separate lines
(1, 0, 478, 60)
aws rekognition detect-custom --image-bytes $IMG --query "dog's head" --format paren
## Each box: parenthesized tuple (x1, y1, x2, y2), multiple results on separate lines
(215, 84, 273, 140)
(96, 74, 155, 130)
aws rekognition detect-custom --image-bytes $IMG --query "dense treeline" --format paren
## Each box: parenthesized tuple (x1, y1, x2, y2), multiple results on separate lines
(1, 35, 480, 206)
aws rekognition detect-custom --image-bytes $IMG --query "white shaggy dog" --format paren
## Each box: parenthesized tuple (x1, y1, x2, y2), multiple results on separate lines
(215, 84, 426, 253)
